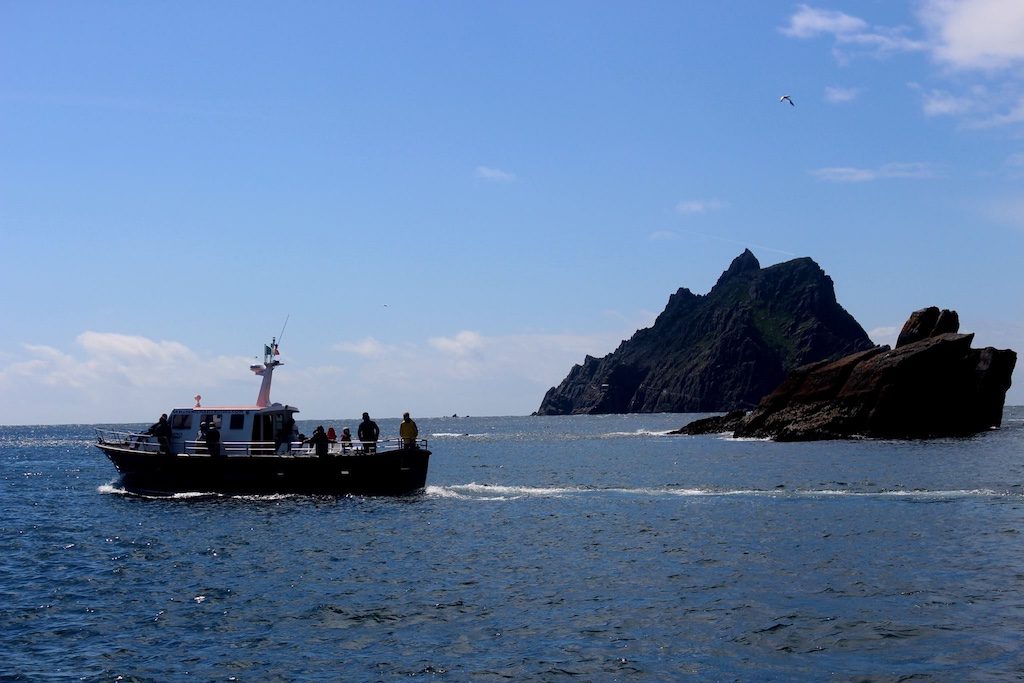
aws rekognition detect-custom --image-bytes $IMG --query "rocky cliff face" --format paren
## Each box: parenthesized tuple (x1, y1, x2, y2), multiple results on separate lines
(676, 307, 1017, 440)
(536, 250, 876, 414)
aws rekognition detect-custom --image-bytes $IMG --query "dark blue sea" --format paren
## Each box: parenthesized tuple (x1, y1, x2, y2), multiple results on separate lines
(3, 410, 1024, 681)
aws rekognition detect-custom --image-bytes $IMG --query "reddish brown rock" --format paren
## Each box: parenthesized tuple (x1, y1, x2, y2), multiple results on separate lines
(678, 308, 1016, 441)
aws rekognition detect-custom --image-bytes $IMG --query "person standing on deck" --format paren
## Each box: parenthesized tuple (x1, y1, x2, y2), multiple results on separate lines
(147, 414, 172, 454)
(276, 415, 295, 454)
(399, 412, 419, 449)
(197, 416, 212, 454)
(358, 412, 379, 453)
(205, 420, 222, 457)
(306, 425, 331, 459)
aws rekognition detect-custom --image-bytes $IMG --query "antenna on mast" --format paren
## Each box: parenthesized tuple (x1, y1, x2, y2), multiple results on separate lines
(277, 315, 290, 347)
(252, 327, 286, 408)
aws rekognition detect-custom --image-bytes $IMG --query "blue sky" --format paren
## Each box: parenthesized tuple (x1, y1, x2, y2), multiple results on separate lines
(2, 1, 1022, 424)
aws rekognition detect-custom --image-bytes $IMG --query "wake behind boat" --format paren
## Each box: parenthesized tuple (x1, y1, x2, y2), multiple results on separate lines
(96, 340, 430, 496)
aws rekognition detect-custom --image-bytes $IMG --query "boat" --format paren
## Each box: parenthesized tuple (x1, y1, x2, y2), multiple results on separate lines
(95, 340, 430, 496)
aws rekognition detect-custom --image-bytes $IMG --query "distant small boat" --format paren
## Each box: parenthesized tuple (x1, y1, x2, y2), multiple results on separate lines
(96, 340, 430, 496)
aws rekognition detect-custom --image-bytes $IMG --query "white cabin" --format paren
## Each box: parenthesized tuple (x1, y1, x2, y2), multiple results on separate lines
(167, 403, 299, 455)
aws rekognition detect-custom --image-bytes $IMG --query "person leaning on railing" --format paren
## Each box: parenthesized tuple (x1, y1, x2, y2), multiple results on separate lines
(146, 414, 172, 454)
(305, 425, 331, 459)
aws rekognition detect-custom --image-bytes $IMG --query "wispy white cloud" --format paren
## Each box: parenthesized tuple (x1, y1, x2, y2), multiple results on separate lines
(0, 327, 645, 423)
(429, 331, 486, 356)
(983, 196, 1024, 230)
(780, 4, 926, 61)
(976, 95, 1024, 127)
(780, 6, 866, 39)
(909, 81, 1024, 128)
(0, 334, 249, 422)
(648, 230, 677, 241)
(323, 328, 637, 410)
(784, 4, 1024, 127)
(919, 0, 1024, 71)
(1006, 152, 1024, 167)
(867, 325, 900, 348)
(915, 1, 1024, 125)
(334, 337, 390, 358)
(917, 87, 976, 116)
(77, 332, 194, 364)
(824, 86, 861, 104)
(675, 199, 726, 215)
(811, 162, 939, 182)
(475, 166, 516, 182)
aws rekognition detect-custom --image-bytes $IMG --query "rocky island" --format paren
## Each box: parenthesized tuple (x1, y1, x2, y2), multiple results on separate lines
(677, 307, 1017, 440)
(537, 250, 877, 415)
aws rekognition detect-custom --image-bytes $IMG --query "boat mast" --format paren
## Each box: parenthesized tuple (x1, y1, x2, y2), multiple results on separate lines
(251, 338, 282, 408)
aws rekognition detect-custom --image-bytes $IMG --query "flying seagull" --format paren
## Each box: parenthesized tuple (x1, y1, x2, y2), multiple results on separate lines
(780, 95, 795, 106)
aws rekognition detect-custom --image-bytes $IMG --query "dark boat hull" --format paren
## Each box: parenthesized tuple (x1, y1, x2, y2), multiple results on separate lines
(99, 446, 430, 496)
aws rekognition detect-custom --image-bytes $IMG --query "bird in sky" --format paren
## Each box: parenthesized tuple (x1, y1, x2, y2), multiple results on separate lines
(780, 95, 795, 106)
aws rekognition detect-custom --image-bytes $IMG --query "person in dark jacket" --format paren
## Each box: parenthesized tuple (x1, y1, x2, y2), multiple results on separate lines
(205, 421, 222, 457)
(305, 425, 331, 459)
(197, 416, 212, 454)
(146, 414, 172, 454)
(357, 412, 379, 453)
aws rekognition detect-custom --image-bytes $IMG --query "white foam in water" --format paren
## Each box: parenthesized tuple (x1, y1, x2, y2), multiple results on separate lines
(424, 484, 1021, 501)
(98, 483, 221, 500)
(450, 483, 582, 499)
(602, 429, 675, 437)
(424, 485, 516, 501)
(430, 433, 489, 438)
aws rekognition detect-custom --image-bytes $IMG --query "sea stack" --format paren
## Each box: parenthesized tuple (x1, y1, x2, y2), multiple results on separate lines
(677, 307, 1017, 440)
(537, 250, 876, 414)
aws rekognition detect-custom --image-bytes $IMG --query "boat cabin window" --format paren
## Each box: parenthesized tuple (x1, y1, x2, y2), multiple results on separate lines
(171, 414, 192, 430)
(203, 414, 222, 428)
(229, 414, 244, 430)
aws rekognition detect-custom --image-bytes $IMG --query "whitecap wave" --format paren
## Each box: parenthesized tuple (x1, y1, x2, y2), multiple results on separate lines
(97, 483, 221, 499)
(424, 485, 514, 501)
(430, 432, 489, 438)
(421, 484, 1022, 501)
(433, 483, 584, 500)
(601, 429, 675, 437)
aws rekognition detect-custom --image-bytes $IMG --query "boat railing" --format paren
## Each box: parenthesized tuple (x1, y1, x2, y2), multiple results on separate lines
(95, 428, 163, 453)
(97, 428, 426, 457)
(183, 438, 428, 456)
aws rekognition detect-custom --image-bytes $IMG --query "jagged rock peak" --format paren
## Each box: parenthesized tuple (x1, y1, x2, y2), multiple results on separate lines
(896, 307, 960, 348)
(536, 250, 876, 415)
(714, 249, 761, 288)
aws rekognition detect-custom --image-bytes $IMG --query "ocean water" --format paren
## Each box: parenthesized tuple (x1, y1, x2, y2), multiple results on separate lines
(2, 409, 1023, 681)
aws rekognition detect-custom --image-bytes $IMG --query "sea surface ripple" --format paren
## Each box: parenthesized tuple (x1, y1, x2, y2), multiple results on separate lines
(2, 410, 1023, 680)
